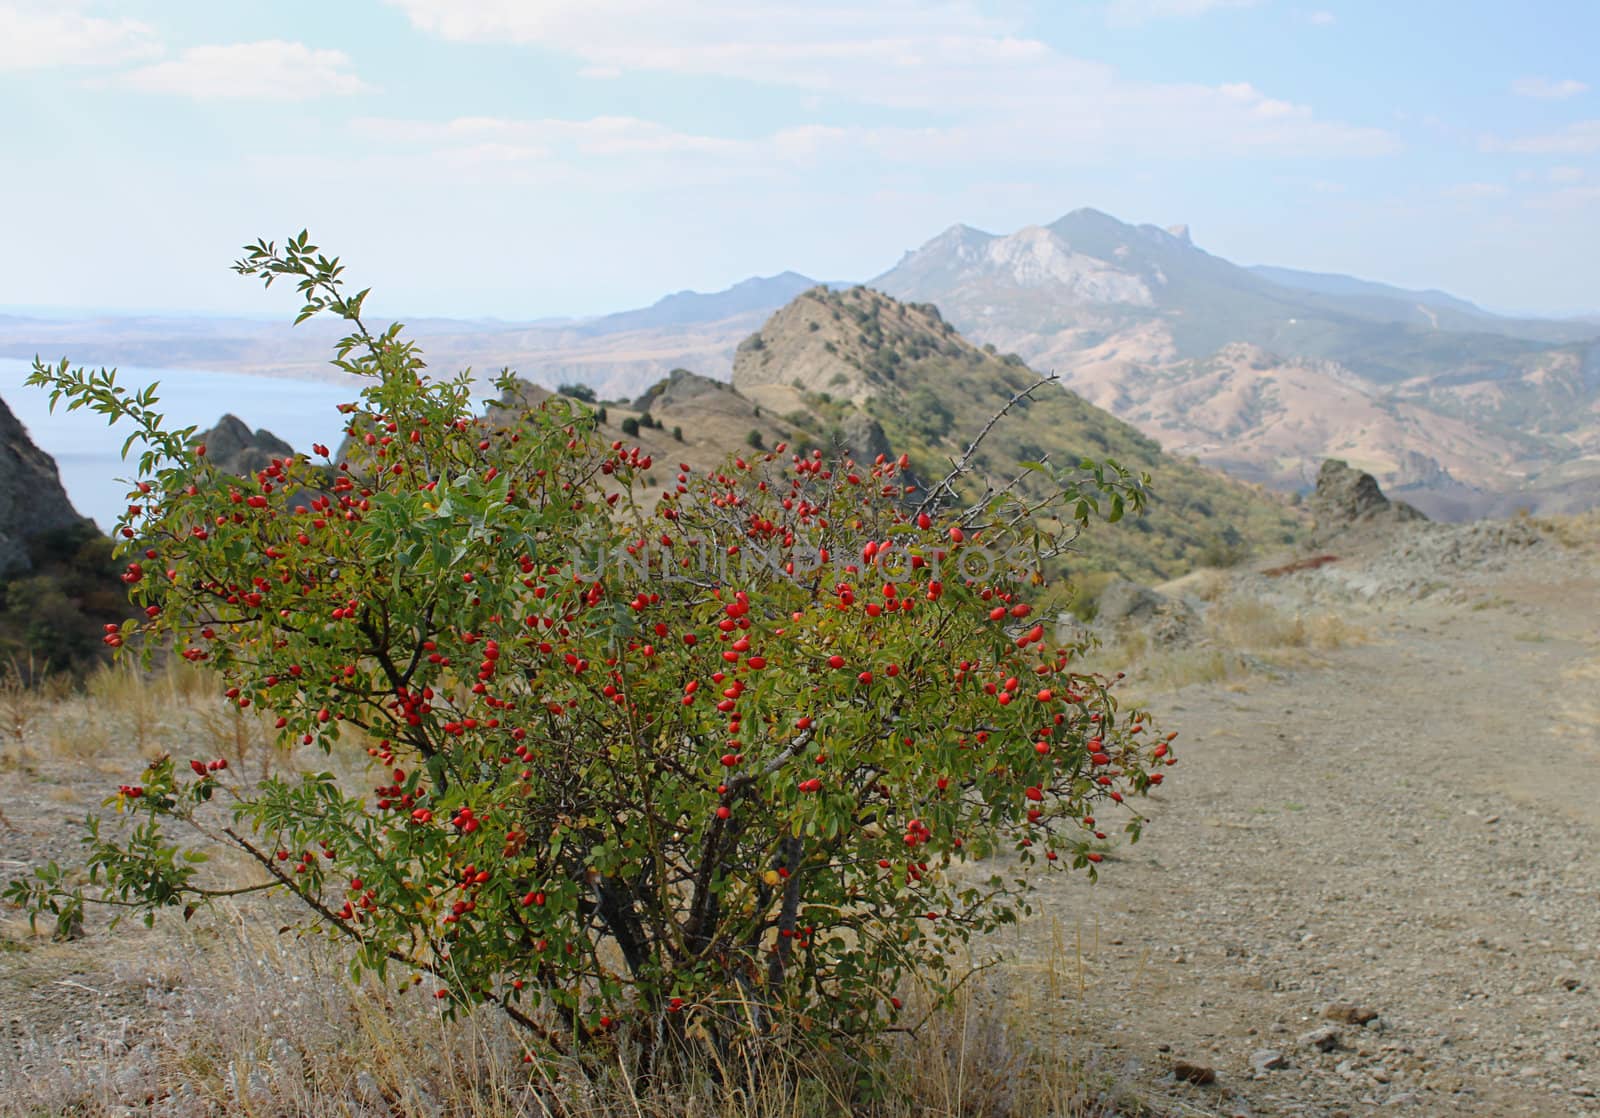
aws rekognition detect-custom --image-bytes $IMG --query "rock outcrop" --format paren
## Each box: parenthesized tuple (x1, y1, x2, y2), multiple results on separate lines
(630, 368, 730, 413)
(194, 415, 294, 477)
(0, 394, 91, 575)
(1093, 577, 1198, 645)
(1307, 458, 1426, 541)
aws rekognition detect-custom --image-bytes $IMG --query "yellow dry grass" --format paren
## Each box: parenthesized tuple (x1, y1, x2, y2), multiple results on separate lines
(0, 667, 1174, 1118)
(1088, 587, 1366, 701)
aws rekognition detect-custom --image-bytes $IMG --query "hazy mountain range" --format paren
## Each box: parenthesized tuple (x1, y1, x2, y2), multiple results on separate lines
(4, 208, 1596, 519)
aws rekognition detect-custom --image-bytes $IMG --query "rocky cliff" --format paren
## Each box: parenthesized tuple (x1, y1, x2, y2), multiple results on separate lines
(0, 394, 90, 575)
(193, 414, 295, 477)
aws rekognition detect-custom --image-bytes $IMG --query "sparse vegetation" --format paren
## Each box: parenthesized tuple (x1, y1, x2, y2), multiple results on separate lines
(556, 383, 597, 403)
(0, 521, 131, 674)
(754, 287, 1305, 583)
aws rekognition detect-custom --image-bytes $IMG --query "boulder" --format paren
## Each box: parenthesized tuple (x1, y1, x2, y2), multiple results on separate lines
(195, 414, 294, 477)
(1307, 458, 1425, 541)
(1095, 578, 1169, 626)
(837, 410, 894, 465)
(1094, 578, 1197, 645)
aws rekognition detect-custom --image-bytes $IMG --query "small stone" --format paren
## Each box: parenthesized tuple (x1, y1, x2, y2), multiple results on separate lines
(354, 1072, 385, 1103)
(1323, 1002, 1381, 1026)
(1173, 1059, 1217, 1085)
(1302, 1025, 1343, 1052)
(1250, 1048, 1288, 1074)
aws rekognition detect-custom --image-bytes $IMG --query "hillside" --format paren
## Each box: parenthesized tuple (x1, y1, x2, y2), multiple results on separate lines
(0, 394, 126, 670)
(729, 286, 1306, 584)
(871, 209, 1600, 517)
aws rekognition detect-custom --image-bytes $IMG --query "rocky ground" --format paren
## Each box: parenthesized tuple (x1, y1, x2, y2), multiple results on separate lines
(1003, 514, 1600, 1116)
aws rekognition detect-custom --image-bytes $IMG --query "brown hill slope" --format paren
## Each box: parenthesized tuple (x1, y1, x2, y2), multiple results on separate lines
(728, 286, 1306, 583)
(872, 212, 1600, 518)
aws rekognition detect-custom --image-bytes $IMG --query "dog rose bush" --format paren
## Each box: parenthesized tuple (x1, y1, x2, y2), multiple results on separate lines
(11, 234, 1174, 1072)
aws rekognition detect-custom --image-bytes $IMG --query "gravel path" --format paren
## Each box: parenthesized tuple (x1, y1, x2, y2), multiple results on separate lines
(1002, 537, 1600, 1116)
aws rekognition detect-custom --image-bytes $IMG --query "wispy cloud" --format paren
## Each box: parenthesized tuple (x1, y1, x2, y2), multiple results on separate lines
(1484, 120, 1600, 155)
(383, 0, 1395, 160)
(1104, 0, 1259, 25)
(119, 40, 370, 100)
(0, 2, 159, 70)
(1308, 10, 1336, 26)
(1526, 184, 1600, 211)
(1442, 182, 1508, 201)
(355, 115, 744, 158)
(1510, 76, 1589, 100)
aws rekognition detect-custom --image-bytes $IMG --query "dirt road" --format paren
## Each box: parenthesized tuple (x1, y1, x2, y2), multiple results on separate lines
(1006, 537, 1600, 1116)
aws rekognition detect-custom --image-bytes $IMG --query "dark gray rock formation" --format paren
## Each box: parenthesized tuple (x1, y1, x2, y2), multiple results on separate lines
(1308, 458, 1426, 541)
(194, 414, 294, 477)
(0, 394, 90, 575)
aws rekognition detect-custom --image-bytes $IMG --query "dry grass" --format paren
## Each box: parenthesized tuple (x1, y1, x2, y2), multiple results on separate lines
(1153, 568, 1228, 604)
(1207, 599, 1365, 654)
(0, 668, 1179, 1118)
(0, 655, 53, 757)
(1533, 509, 1600, 552)
(0, 906, 1157, 1117)
(1089, 590, 1367, 700)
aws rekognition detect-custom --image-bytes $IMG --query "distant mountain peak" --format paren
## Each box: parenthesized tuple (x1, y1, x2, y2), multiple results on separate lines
(915, 223, 995, 257)
(584, 271, 819, 337)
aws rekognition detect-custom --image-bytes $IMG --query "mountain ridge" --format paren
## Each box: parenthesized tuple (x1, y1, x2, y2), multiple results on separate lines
(5, 210, 1596, 519)
(869, 210, 1600, 518)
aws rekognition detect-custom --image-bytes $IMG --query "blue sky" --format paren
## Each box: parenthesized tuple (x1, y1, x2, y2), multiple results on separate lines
(2, 0, 1596, 320)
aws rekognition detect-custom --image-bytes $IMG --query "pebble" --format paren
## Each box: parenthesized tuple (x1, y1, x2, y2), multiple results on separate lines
(1250, 1048, 1288, 1074)
(1174, 1059, 1217, 1085)
(1301, 1025, 1343, 1052)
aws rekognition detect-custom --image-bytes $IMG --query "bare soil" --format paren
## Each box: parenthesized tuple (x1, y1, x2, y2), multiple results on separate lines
(1004, 525, 1600, 1116)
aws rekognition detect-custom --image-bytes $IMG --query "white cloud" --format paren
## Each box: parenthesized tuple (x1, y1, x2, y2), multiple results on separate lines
(1442, 182, 1508, 201)
(383, 0, 1394, 160)
(1485, 120, 1600, 155)
(356, 115, 743, 158)
(1308, 10, 1336, 26)
(0, 2, 159, 70)
(1510, 76, 1589, 100)
(120, 40, 370, 100)
(1104, 0, 1258, 24)
(1527, 185, 1600, 211)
